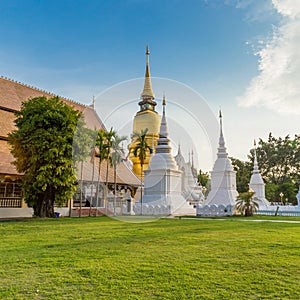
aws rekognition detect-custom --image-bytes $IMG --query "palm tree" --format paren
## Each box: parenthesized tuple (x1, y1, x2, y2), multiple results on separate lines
(72, 120, 94, 217)
(95, 129, 108, 215)
(111, 134, 127, 215)
(132, 128, 153, 214)
(104, 128, 116, 185)
(236, 191, 259, 217)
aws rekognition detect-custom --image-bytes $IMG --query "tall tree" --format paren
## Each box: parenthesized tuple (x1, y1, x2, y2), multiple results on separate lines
(230, 157, 252, 193)
(94, 129, 108, 214)
(101, 128, 116, 211)
(110, 134, 127, 215)
(248, 133, 300, 202)
(8, 96, 82, 217)
(132, 128, 152, 213)
(72, 117, 94, 217)
(250, 133, 300, 185)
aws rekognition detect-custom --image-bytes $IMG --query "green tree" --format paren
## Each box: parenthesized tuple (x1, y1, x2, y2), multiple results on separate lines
(250, 133, 300, 184)
(230, 157, 252, 193)
(248, 133, 300, 202)
(8, 96, 82, 217)
(132, 128, 153, 213)
(197, 170, 210, 187)
(236, 191, 258, 217)
(265, 183, 278, 203)
(111, 134, 127, 215)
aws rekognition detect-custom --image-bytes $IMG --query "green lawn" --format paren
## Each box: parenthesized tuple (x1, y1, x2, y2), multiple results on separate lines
(1, 216, 300, 299)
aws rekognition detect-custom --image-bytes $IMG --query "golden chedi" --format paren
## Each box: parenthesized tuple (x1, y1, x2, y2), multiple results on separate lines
(128, 46, 161, 177)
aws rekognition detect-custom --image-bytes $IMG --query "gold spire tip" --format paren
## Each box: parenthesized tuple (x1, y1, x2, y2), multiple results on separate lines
(146, 44, 150, 55)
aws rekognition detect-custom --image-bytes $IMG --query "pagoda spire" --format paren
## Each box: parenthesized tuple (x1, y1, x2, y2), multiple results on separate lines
(155, 95, 171, 154)
(252, 139, 259, 174)
(217, 109, 228, 158)
(141, 44, 155, 100)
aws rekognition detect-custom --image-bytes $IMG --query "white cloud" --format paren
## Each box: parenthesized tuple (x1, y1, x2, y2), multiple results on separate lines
(238, 0, 300, 115)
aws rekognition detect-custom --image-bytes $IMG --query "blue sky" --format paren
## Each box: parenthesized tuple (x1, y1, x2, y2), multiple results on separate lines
(1, 0, 299, 170)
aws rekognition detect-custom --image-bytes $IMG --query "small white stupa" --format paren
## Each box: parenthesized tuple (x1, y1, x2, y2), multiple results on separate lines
(249, 140, 270, 208)
(141, 96, 194, 215)
(205, 110, 238, 207)
(175, 145, 204, 203)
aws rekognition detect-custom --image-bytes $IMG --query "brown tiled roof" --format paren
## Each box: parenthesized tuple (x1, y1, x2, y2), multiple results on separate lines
(0, 140, 19, 175)
(0, 110, 15, 137)
(0, 76, 85, 112)
(0, 77, 139, 186)
(79, 158, 140, 186)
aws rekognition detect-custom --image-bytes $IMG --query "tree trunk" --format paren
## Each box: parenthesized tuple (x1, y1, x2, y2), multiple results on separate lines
(34, 187, 55, 218)
(95, 159, 102, 217)
(114, 166, 117, 216)
(140, 164, 143, 215)
(89, 156, 95, 217)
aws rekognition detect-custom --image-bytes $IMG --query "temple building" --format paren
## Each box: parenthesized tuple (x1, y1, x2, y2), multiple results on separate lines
(128, 46, 161, 177)
(136, 97, 195, 215)
(249, 140, 270, 208)
(0, 76, 140, 218)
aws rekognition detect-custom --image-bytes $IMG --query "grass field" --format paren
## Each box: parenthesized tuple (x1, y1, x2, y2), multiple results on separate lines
(1, 216, 300, 299)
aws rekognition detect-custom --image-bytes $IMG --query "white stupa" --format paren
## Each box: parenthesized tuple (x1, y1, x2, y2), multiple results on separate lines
(141, 97, 194, 215)
(249, 140, 270, 208)
(205, 110, 238, 207)
(174, 145, 204, 203)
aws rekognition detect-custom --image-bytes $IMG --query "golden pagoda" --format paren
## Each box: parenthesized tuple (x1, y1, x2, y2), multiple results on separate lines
(128, 45, 161, 177)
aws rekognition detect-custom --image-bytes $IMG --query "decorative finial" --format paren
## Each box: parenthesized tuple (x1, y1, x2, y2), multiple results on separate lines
(162, 94, 166, 106)
(219, 108, 222, 119)
(254, 139, 256, 148)
(146, 44, 150, 55)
